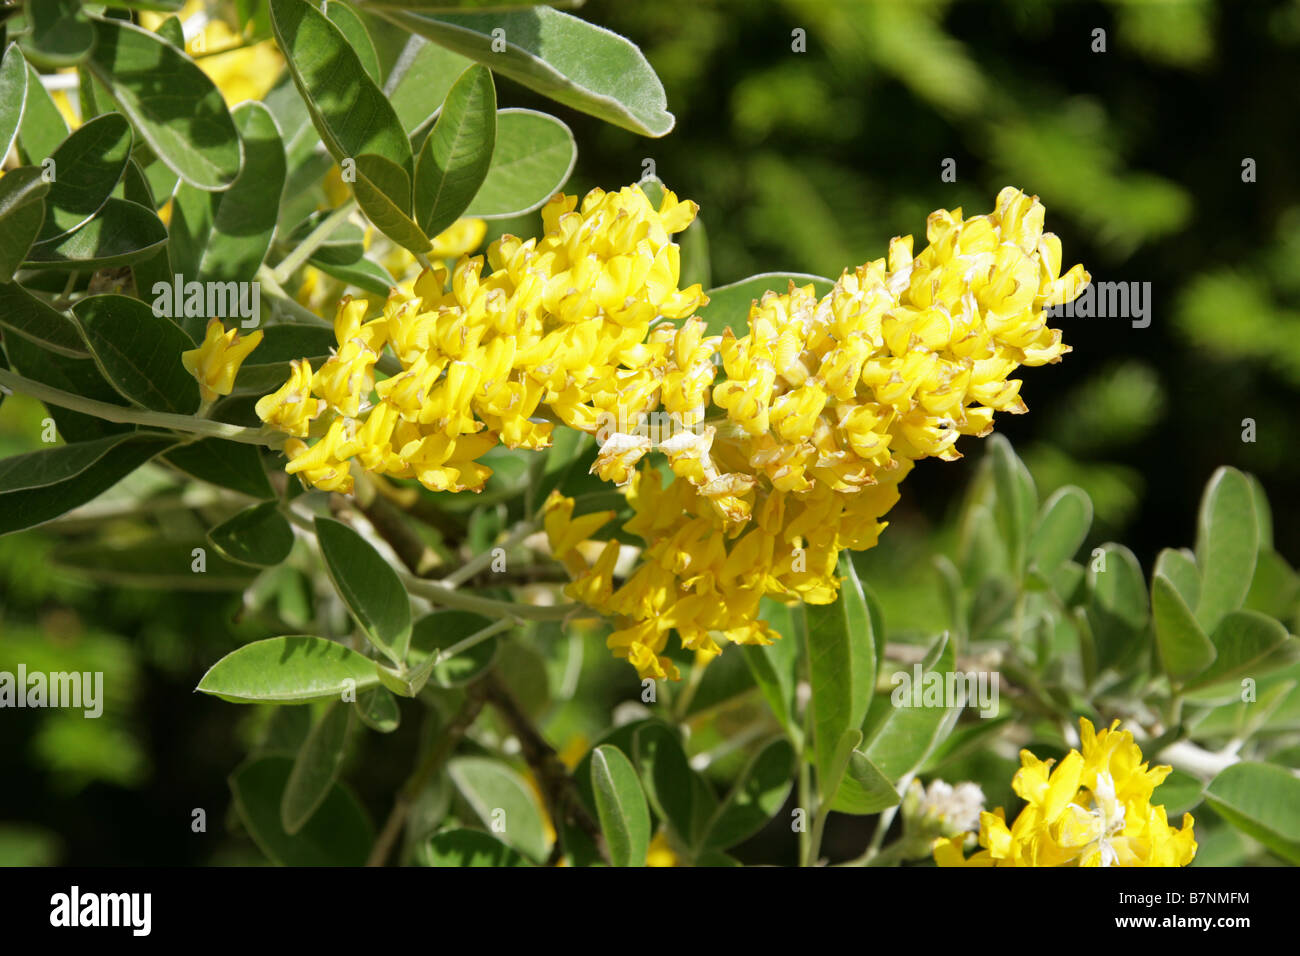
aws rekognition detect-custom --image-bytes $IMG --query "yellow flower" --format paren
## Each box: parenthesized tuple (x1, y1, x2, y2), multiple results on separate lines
(254, 359, 323, 438)
(646, 830, 680, 867)
(934, 719, 1196, 867)
(257, 185, 1086, 678)
(431, 218, 488, 259)
(257, 184, 706, 495)
(181, 319, 263, 403)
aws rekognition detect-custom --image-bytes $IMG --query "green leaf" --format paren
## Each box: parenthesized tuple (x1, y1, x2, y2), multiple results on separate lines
(1085, 543, 1150, 672)
(702, 737, 795, 850)
(590, 744, 651, 866)
(1156, 768, 1205, 816)
(376, 5, 675, 137)
(1244, 549, 1300, 620)
(17, 63, 69, 165)
(163, 438, 274, 499)
(1155, 547, 1200, 610)
(1246, 473, 1273, 551)
(324, 0, 382, 83)
(448, 757, 549, 862)
(353, 152, 431, 254)
(697, 273, 833, 337)
(271, 0, 412, 180)
(413, 63, 495, 236)
(23, 197, 167, 270)
(1027, 485, 1092, 573)
(1194, 467, 1259, 632)
(680, 210, 710, 289)
(314, 516, 413, 665)
(989, 433, 1037, 573)
(1184, 610, 1292, 694)
(741, 601, 799, 737)
(408, 609, 500, 687)
(419, 828, 530, 867)
(229, 756, 373, 865)
(801, 551, 875, 790)
(87, 19, 241, 191)
(310, 249, 394, 295)
(196, 635, 381, 703)
(1204, 762, 1300, 865)
(633, 722, 710, 845)
(0, 433, 174, 535)
(831, 750, 900, 815)
(1152, 572, 1216, 683)
(155, 15, 186, 49)
(464, 109, 574, 218)
(172, 101, 286, 284)
(209, 501, 295, 567)
(36, 112, 133, 243)
(24, 0, 95, 69)
(281, 701, 352, 834)
(0, 166, 50, 280)
(862, 632, 959, 781)
(0, 44, 29, 162)
(71, 294, 199, 414)
(354, 686, 400, 733)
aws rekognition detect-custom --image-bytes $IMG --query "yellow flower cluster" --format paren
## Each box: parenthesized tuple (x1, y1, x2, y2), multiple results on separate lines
(252, 182, 1085, 679)
(545, 187, 1087, 679)
(934, 719, 1197, 867)
(255, 185, 705, 495)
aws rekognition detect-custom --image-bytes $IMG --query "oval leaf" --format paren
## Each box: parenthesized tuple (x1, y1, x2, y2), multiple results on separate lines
(0, 44, 29, 162)
(1195, 467, 1259, 632)
(72, 293, 200, 414)
(0, 433, 174, 536)
(702, 737, 795, 850)
(281, 701, 353, 834)
(1152, 572, 1216, 683)
(464, 109, 575, 219)
(590, 744, 651, 866)
(377, 5, 674, 137)
(448, 757, 549, 863)
(801, 552, 875, 789)
(37, 112, 134, 243)
(196, 635, 381, 703)
(87, 18, 241, 191)
(24, 197, 167, 270)
(271, 0, 412, 180)
(1205, 762, 1300, 865)
(414, 63, 496, 236)
(0, 166, 50, 280)
(315, 516, 413, 665)
(230, 756, 373, 865)
(1028, 485, 1092, 573)
(209, 501, 295, 567)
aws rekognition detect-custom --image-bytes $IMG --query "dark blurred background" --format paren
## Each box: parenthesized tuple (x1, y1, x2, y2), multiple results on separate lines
(2, 0, 1298, 864)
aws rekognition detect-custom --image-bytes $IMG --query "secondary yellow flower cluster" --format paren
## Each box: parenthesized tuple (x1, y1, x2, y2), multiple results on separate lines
(934, 719, 1197, 867)
(542, 186, 1087, 678)
(253, 185, 705, 494)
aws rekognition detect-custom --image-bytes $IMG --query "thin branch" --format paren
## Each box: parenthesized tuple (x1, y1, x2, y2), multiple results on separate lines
(366, 682, 489, 866)
(482, 669, 608, 864)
